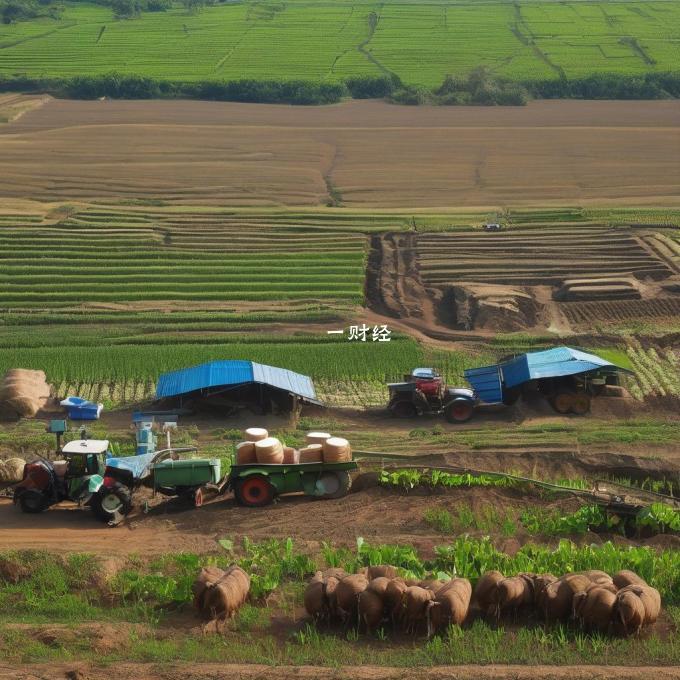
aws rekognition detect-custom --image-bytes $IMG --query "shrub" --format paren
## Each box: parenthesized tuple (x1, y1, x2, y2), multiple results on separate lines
(344, 75, 399, 99)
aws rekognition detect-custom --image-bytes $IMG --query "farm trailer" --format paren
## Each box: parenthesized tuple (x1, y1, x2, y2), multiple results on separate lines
(84, 454, 359, 522)
(387, 346, 631, 422)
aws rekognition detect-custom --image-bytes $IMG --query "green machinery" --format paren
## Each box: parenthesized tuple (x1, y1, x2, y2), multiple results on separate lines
(222, 460, 358, 507)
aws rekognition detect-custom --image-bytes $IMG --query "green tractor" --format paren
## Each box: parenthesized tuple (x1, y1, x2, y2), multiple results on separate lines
(13, 438, 110, 514)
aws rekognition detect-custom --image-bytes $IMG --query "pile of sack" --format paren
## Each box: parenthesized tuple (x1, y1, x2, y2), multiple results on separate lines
(0, 369, 51, 420)
(192, 565, 250, 623)
(0, 457, 26, 484)
(235, 428, 352, 465)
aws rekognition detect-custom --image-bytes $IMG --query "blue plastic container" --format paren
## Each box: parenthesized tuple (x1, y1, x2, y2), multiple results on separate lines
(60, 397, 103, 421)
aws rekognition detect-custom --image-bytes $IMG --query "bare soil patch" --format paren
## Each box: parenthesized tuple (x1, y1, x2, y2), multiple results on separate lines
(2, 662, 678, 680)
(366, 229, 680, 334)
(0, 99, 678, 207)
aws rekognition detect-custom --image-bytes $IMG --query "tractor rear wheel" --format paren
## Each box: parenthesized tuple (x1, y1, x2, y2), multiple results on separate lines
(315, 471, 352, 500)
(551, 391, 575, 414)
(391, 401, 418, 418)
(234, 475, 275, 507)
(18, 490, 47, 514)
(571, 392, 591, 415)
(444, 400, 474, 423)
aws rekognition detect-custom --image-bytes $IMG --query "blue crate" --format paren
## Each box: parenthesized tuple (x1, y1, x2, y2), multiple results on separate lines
(60, 397, 103, 421)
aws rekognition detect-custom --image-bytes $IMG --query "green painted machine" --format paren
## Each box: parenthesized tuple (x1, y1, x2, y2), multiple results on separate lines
(222, 460, 358, 507)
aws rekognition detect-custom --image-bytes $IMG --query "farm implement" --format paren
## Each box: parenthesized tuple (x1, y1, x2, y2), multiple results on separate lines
(387, 346, 631, 422)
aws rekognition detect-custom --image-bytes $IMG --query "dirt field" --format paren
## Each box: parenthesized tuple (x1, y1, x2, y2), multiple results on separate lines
(0, 98, 678, 207)
(3, 662, 679, 680)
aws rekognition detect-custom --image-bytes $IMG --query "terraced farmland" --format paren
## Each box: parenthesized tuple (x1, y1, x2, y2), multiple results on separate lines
(0, 206, 502, 406)
(563, 298, 680, 326)
(417, 228, 673, 286)
(0, 210, 369, 305)
(1, 1, 679, 85)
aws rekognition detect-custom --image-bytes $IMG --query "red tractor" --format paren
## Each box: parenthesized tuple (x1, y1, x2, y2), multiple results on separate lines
(386, 368, 478, 423)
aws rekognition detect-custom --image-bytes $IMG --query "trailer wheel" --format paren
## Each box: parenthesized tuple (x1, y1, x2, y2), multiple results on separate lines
(391, 401, 417, 418)
(444, 400, 474, 423)
(571, 393, 591, 415)
(91, 485, 132, 523)
(551, 391, 574, 414)
(234, 475, 275, 507)
(316, 471, 352, 500)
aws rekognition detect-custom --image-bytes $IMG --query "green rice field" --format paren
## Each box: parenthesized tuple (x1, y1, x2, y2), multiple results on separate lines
(0, 206, 494, 405)
(0, 205, 674, 407)
(1, 1, 679, 86)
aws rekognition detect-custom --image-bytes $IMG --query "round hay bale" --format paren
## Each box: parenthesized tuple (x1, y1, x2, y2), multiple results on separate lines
(5, 395, 40, 418)
(244, 427, 268, 442)
(254, 437, 284, 464)
(299, 444, 323, 464)
(306, 432, 332, 446)
(323, 437, 352, 463)
(4, 458, 26, 482)
(0, 369, 51, 418)
(4, 369, 47, 384)
(235, 442, 257, 465)
(283, 446, 298, 464)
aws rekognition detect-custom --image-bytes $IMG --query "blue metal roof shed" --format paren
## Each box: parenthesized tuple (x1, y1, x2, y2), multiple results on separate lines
(465, 346, 629, 404)
(156, 360, 322, 405)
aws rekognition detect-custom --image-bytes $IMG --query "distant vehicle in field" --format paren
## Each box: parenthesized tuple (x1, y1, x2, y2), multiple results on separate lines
(483, 222, 503, 231)
(387, 368, 479, 423)
(387, 347, 631, 423)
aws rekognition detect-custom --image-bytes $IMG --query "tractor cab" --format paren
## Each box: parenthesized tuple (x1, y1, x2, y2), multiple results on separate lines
(14, 439, 109, 514)
(406, 368, 443, 398)
(387, 368, 477, 422)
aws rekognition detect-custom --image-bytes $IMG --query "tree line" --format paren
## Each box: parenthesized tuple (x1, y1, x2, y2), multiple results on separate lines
(2, 70, 679, 105)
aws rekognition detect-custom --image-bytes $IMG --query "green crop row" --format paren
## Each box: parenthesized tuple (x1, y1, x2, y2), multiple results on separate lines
(1, 1, 678, 86)
(0, 338, 485, 384)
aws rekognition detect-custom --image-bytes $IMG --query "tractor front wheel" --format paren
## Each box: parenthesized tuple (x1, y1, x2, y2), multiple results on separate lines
(444, 400, 474, 423)
(234, 475, 275, 507)
(91, 485, 132, 523)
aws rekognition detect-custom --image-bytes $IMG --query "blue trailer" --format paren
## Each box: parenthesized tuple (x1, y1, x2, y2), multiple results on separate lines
(387, 346, 630, 422)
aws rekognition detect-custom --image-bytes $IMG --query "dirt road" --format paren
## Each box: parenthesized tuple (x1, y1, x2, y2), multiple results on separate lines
(3, 662, 678, 680)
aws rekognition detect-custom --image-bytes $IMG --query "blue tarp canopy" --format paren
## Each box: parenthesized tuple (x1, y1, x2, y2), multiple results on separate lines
(155, 360, 321, 405)
(106, 452, 156, 480)
(465, 346, 629, 404)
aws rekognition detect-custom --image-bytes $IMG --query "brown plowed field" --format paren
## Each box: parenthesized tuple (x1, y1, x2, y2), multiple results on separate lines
(0, 99, 678, 207)
(562, 298, 680, 325)
(417, 229, 672, 285)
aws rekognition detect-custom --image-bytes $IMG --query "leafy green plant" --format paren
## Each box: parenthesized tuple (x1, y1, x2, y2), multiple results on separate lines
(520, 505, 615, 536)
(636, 503, 680, 534)
(423, 508, 454, 533)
